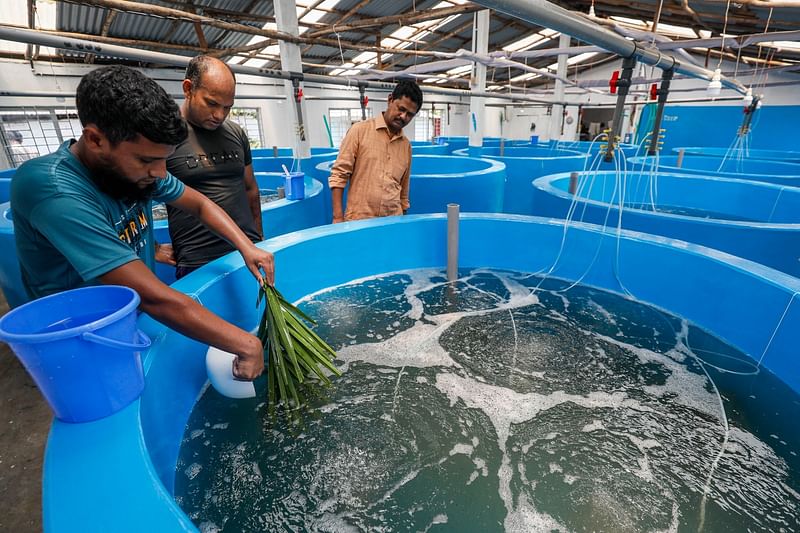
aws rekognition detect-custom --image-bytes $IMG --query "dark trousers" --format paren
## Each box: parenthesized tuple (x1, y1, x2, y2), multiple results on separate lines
(175, 265, 200, 280)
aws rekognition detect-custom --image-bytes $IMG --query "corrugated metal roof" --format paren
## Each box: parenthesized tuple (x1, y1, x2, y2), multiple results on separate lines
(31, 0, 799, 85)
(56, 0, 275, 57)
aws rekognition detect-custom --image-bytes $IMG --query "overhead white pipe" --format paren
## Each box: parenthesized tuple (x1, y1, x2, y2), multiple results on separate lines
(0, 25, 574, 106)
(471, 0, 749, 95)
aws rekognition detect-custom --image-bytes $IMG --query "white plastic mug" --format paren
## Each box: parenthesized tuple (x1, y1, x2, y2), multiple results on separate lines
(205, 346, 257, 399)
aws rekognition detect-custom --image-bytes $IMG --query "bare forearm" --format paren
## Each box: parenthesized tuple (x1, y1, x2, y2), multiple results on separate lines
(247, 189, 263, 239)
(141, 291, 260, 356)
(332, 187, 345, 222)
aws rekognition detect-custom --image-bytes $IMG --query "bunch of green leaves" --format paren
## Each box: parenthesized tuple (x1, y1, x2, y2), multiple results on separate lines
(256, 282, 341, 418)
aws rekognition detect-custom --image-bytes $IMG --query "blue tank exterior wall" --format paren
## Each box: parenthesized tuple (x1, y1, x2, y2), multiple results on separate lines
(532, 171, 800, 277)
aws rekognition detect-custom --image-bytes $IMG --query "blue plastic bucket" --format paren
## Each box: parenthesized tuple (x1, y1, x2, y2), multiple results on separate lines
(285, 172, 305, 200)
(0, 285, 150, 423)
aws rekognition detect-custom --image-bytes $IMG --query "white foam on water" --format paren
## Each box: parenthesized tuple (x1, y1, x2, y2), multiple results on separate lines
(336, 319, 458, 369)
(294, 270, 414, 305)
(449, 443, 474, 456)
(563, 474, 577, 485)
(309, 512, 360, 533)
(422, 513, 449, 532)
(582, 420, 605, 432)
(403, 269, 443, 320)
(498, 454, 514, 513)
(588, 298, 617, 325)
(435, 371, 656, 524)
(185, 463, 202, 480)
(590, 329, 721, 421)
(198, 521, 221, 533)
(473, 457, 488, 477)
(376, 467, 423, 505)
(651, 502, 681, 533)
(549, 463, 563, 474)
(504, 492, 570, 533)
(211, 423, 228, 430)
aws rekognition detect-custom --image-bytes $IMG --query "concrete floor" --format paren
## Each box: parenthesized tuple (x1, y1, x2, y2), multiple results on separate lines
(0, 288, 50, 532)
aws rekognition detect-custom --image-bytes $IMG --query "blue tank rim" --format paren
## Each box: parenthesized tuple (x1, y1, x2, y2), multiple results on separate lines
(451, 146, 589, 160)
(315, 155, 506, 178)
(533, 171, 800, 229)
(628, 155, 800, 179)
(673, 146, 800, 162)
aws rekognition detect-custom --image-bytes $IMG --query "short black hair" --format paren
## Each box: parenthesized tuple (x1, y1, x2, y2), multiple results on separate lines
(76, 65, 187, 147)
(391, 80, 423, 109)
(9, 130, 23, 143)
(185, 55, 236, 91)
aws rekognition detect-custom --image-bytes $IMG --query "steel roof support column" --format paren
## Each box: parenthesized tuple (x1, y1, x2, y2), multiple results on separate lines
(468, 10, 490, 156)
(275, 0, 311, 159)
(549, 33, 571, 142)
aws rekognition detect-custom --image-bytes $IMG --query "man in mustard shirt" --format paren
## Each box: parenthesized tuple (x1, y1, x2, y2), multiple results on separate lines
(329, 80, 423, 223)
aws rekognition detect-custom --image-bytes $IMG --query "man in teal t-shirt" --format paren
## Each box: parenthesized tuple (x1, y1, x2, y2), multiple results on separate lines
(11, 65, 273, 381)
(13, 141, 185, 298)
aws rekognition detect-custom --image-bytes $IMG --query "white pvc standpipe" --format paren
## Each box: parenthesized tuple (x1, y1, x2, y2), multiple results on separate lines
(676, 148, 685, 168)
(447, 204, 460, 282)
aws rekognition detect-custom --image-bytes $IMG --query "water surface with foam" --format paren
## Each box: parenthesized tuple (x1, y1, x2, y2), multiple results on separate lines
(174, 269, 800, 532)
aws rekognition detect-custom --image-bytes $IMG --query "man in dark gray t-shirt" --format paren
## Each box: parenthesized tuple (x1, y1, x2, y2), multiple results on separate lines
(166, 55, 262, 279)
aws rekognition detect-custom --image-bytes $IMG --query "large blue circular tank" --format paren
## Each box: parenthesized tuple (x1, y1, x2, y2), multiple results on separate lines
(0, 168, 14, 204)
(674, 146, 800, 163)
(316, 155, 507, 215)
(433, 136, 530, 154)
(629, 155, 800, 186)
(547, 139, 642, 160)
(0, 203, 25, 308)
(532, 170, 800, 277)
(410, 141, 450, 155)
(453, 145, 589, 215)
(40, 214, 800, 530)
(250, 147, 293, 158)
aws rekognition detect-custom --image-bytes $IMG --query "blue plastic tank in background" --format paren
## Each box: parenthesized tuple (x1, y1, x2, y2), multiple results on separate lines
(629, 155, 800, 186)
(0, 168, 14, 204)
(315, 155, 507, 215)
(453, 145, 589, 215)
(410, 141, 450, 155)
(532, 170, 800, 277)
(674, 146, 800, 163)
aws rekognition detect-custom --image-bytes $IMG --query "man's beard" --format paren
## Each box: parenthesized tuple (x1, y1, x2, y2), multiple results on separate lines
(89, 162, 156, 203)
